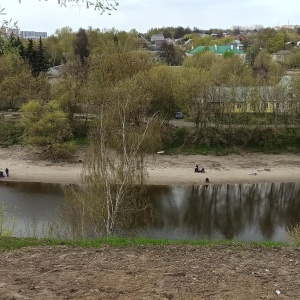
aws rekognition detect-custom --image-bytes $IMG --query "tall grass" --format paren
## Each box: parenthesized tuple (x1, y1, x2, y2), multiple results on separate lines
(0, 202, 17, 237)
(287, 223, 300, 246)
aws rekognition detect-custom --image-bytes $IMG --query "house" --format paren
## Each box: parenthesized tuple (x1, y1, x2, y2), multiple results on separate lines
(208, 76, 293, 114)
(150, 34, 165, 47)
(271, 50, 292, 63)
(187, 45, 245, 60)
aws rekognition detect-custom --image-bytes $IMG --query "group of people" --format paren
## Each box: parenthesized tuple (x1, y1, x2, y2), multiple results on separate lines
(194, 165, 209, 183)
(194, 165, 205, 173)
(0, 167, 9, 178)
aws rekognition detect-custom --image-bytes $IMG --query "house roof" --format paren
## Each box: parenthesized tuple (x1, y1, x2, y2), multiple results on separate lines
(150, 34, 165, 42)
(272, 50, 292, 55)
(188, 45, 244, 55)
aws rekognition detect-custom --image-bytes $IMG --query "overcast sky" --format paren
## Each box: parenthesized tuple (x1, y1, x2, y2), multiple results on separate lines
(1, 0, 299, 35)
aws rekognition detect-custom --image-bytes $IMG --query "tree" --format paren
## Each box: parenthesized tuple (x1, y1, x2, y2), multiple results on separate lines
(35, 37, 49, 75)
(74, 28, 89, 65)
(159, 42, 178, 66)
(266, 33, 285, 53)
(20, 100, 75, 159)
(63, 75, 160, 237)
(0, 53, 50, 110)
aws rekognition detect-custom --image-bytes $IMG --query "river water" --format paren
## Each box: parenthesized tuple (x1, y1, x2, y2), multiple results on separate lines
(1, 181, 300, 242)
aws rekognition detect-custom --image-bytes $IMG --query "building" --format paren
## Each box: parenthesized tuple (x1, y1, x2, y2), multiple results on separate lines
(20, 31, 47, 40)
(6, 28, 19, 36)
(187, 45, 245, 60)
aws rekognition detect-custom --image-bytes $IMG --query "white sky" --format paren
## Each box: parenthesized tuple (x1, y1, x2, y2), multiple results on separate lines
(1, 0, 299, 35)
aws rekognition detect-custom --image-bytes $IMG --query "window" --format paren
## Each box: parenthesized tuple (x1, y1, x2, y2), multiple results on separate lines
(250, 104, 255, 111)
(236, 103, 242, 110)
(264, 103, 269, 110)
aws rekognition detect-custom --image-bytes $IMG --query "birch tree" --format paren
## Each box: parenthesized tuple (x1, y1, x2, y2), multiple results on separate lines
(64, 74, 160, 237)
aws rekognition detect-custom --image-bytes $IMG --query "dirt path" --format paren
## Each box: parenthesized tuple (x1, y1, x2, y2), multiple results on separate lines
(0, 245, 299, 299)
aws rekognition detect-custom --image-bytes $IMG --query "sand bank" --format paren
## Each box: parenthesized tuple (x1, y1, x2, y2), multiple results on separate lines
(1, 145, 300, 186)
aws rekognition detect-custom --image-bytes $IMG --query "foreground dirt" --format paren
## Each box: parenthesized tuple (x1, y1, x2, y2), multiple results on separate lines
(1, 245, 300, 299)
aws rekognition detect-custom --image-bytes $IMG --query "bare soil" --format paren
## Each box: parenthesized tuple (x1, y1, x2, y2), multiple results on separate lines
(1, 244, 300, 299)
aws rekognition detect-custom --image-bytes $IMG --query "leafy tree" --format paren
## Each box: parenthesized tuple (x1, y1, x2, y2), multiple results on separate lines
(42, 35, 64, 67)
(183, 51, 217, 70)
(0, 53, 50, 110)
(55, 27, 76, 62)
(20, 100, 75, 159)
(266, 33, 285, 53)
(174, 26, 185, 39)
(52, 59, 88, 127)
(159, 42, 182, 66)
(191, 36, 213, 47)
(286, 50, 300, 69)
(145, 66, 178, 119)
(253, 49, 272, 77)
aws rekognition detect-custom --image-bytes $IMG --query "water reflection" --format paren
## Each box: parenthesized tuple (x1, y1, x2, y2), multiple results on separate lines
(1, 181, 300, 242)
(0, 182, 64, 237)
(143, 183, 300, 242)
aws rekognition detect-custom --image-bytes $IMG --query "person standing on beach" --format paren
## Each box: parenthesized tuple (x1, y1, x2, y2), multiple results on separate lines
(5, 167, 9, 177)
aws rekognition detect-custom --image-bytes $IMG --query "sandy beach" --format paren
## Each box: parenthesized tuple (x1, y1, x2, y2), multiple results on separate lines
(1, 145, 300, 186)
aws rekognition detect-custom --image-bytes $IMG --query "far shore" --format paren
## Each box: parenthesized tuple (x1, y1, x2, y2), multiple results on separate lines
(1, 145, 300, 186)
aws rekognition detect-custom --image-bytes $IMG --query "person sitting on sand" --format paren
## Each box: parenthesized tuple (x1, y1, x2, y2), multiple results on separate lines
(195, 165, 205, 173)
(0, 171, 4, 177)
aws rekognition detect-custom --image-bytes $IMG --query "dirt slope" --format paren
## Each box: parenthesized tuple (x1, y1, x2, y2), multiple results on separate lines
(0, 245, 300, 299)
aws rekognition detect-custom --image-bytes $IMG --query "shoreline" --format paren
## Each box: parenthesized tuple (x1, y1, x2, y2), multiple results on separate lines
(1, 145, 300, 186)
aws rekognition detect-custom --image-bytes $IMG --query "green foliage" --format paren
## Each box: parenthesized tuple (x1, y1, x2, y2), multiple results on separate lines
(286, 50, 300, 69)
(159, 42, 183, 66)
(287, 223, 300, 245)
(162, 126, 300, 154)
(0, 202, 16, 238)
(0, 53, 50, 110)
(0, 122, 23, 146)
(20, 100, 75, 159)
(223, 51, 235, 58)
(266, 33, 285, 53)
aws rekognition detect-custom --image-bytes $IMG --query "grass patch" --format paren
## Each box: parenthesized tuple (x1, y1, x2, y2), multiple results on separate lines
(73, 136, 88, 145)
(0, 237, 290, 251)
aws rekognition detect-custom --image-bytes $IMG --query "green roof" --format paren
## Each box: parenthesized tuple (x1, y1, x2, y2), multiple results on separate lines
(188, 45, 244, 55)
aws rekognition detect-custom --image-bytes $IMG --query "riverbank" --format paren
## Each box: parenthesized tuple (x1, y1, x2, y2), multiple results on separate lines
(1, 145, 300, 185)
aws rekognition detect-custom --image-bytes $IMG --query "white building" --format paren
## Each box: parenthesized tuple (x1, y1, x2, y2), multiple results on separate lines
(20, 31, 47, 40)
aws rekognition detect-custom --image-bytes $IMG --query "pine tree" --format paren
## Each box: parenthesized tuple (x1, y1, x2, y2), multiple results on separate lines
(26, 38, 48, 77)
(16, 37, 26, 59)
(74, 28, 89, 65)
(26, 38, 37, 76)
(36, 37, 49, 74)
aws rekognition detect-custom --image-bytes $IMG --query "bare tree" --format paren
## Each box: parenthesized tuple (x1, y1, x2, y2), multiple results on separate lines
(64, 75, 160, 237)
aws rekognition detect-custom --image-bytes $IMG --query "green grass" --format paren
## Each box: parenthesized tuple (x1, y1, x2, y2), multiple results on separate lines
(0, 237, 291, 251)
